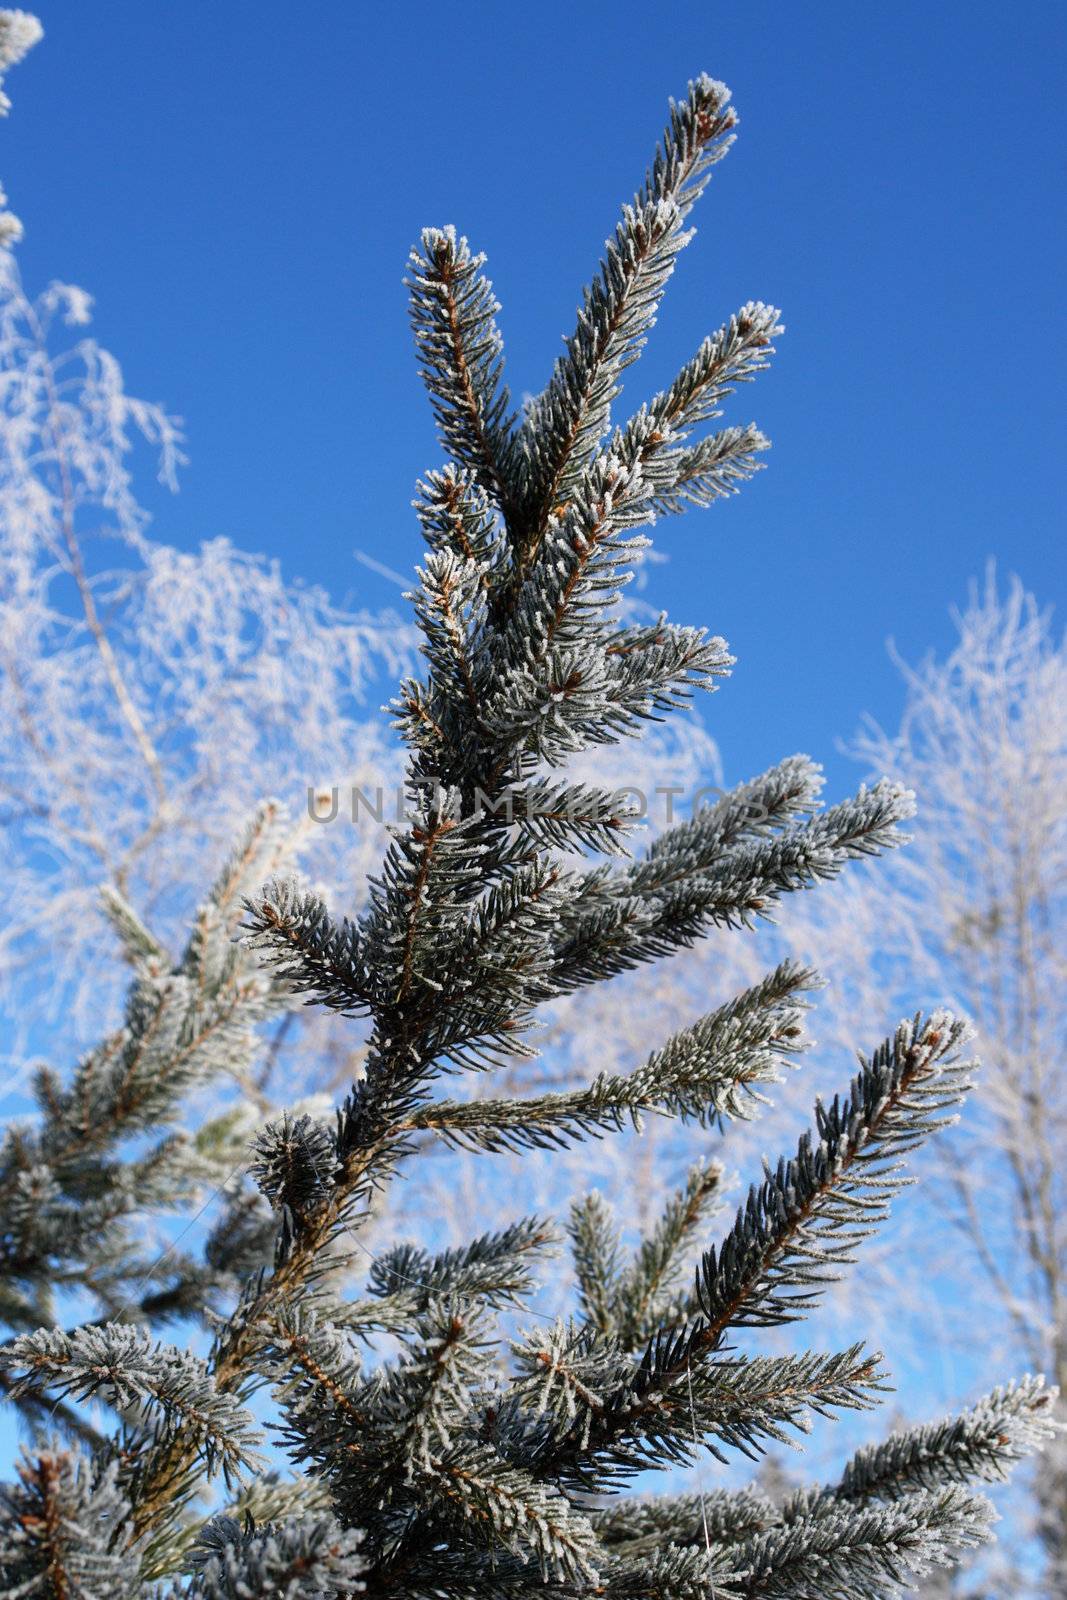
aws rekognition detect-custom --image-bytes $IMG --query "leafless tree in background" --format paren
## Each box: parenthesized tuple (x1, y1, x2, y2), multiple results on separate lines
(0, 253, 412, 1093)
(780, 572, 1066, 1593)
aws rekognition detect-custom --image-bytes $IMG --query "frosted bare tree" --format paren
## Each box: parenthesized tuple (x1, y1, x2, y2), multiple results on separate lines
(767, 571, 1066, 1593)
(0, 241, 422, 1088)
(0, 20, 422, 1102)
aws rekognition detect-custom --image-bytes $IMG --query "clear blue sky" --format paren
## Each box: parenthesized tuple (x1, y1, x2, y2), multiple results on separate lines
(6, 0, 1065, 793)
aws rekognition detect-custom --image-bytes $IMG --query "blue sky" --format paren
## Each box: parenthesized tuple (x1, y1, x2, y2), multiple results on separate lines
(7, 0, 1065, 796)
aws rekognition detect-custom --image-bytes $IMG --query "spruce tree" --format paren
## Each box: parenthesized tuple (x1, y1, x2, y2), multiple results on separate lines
(0, 42, 1057, 1600)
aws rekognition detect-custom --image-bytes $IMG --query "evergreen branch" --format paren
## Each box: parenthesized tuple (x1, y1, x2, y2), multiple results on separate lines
(551, 779, 913, 988)
(504, 451, 653, 659)
(412, 549, 491, 722)
(625, 960, 815, 1124)
(568, 1195, 623, 1338)
(364, 1218, 556, 1311)
(30, 945, 281, 1163)
(591, 1484, 776, 1551)
(504, 778, 641, 855)
(489, 416, 735, 766)
(99, 884, 168, 968)
(387, 1305, 492, 1476)
(525, 1336, 885, 1486)
(611, 1163, 725, 1348)
(242, 877, 372, 1015)
(366, 803, 486, 1005)
(260, 1303, 370, 1455)
(522, 1013, 971, 1484)
(794, 1375, 1060, 1514)
(219, 1469, 333, 1535)
(630, 775, 909, 900)
(450, 855, 566, 998)
(517, 200, 687, 541)
(642, 753, 825, 866)
(600, 1541, 741, 1598)
(601, 1491, 1004, 1600)
(407, 227, 517, 510)
(407, 961, 815, 1153)
(0, 1449, 139, 1600)
(0, 814, 297, 1332)
(272, 1300, 493, 1510)
(337, 1222, 557, 1338)
(251, 1114, 338, 1263)
(391, 676, 454, 765)
(414, 465, 506, 571)
(325, 855, 567, 1158)
(423, 1444, 600, 1582)
(650, 422, 770, 516)
(186, 1511, 367, 1599)
(724, 1486, 995, 1599)
(0, 1326, 263, 1488)
(693, 1012, 975, 1342)
(642, 301, 783, 437)
(593, 623, 732, 729)
(489, 607, 732, 770)
(517, 76, 738, 545)
(203, 800, 297, 922)
(129, 1174, 392, 1540)
(121, 970, 275, 1127)
(49, 980, 191, 1145)
(663, 1343, 888, 1462)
